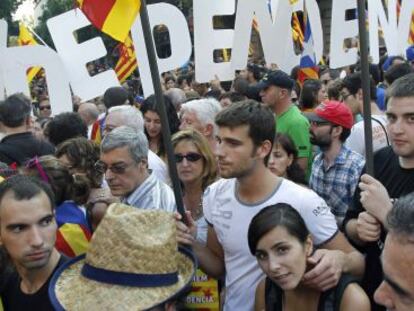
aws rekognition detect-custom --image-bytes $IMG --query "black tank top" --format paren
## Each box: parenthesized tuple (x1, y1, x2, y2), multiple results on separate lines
(264, 274, 357, 311)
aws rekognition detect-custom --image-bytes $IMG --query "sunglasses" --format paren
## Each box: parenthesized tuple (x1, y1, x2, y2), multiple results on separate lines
(310, 121, 332, 127)
(175, 153, 203, 163)
(39, 105, 51, 111)
(94, 160, 136, 175)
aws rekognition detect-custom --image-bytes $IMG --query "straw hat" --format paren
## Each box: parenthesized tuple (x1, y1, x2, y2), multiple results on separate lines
(49, 203, 196, 310)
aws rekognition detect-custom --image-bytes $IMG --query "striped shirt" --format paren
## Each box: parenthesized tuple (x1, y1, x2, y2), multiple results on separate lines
(122, 173, 176, 213)
(309, 146, 365, 224)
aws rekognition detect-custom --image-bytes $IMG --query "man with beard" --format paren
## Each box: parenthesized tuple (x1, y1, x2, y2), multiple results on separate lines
(0, 175, 66, 311)
(306, 101, 365, 226)
(177, 100, 365, 311)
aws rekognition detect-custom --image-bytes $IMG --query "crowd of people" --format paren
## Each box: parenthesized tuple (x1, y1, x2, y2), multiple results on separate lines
(0, 52, 414, 311)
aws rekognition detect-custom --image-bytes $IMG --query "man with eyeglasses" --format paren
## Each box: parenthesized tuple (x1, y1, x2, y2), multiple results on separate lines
(306, 101, 365, 227)
(38, 98, 52, 118)
(99, 126, 176, 213)
(103, 105, 168, 184)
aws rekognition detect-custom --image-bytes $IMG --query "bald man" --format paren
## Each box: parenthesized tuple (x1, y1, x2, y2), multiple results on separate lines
(78, 102, 99, 139)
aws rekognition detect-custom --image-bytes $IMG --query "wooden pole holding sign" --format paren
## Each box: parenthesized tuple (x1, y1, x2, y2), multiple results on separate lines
(139, 0, 186, 220)
(356, 0, 374, 176)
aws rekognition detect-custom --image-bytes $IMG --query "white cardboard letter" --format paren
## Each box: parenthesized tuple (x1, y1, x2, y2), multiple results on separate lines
(2, 45, 72, 114)
(131, 3, 192, 96)
(193, 0, 235, 83)
(368, 0, 398, 64)
(47, 9, 119, 102)
(0, 19, 7, 100)
(330, 0, 358, 69)
(232, 0, 291, 72)
(398, 0, 414, 53)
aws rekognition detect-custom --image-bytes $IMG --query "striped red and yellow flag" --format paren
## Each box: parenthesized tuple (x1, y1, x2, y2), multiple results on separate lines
(17, 24, 41, 83)
(77, 0, 141, 42)
(292, 12, 304, 46)
(115, 33, 138, 83)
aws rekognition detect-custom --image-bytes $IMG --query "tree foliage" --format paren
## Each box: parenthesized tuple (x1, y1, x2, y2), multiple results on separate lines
(34, 0, 73, 47)
(0, 0, 24, 36)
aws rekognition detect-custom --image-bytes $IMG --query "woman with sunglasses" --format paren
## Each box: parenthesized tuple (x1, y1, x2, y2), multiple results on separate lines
(172, 129, 221, 309)
(24, 156, 92, 258)
(248, 203, 370, 311)
(172, 129, 217, 243)
(141, 94, 180, 162)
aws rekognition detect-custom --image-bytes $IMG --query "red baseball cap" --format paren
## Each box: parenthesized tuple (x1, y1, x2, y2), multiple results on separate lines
(305, 100, 354, 129)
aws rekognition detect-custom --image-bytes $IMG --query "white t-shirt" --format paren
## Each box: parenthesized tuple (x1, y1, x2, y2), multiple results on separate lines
(148, 150, 168, 183)
(203, 178, 338, 311)
(345, 114, 388, 156)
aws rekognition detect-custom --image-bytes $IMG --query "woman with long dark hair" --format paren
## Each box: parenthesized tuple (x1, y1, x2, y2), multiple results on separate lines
(140, 94, 180, 161)
(248, 203, 370, 311)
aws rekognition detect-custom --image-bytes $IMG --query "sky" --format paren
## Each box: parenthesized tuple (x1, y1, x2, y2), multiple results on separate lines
(13, 0, 35, 21)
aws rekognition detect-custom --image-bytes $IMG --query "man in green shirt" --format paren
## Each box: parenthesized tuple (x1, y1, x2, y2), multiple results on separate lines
(259, 70, 312, 174)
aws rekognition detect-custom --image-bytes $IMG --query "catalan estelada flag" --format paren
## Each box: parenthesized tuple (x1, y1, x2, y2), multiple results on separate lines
(17, 24, 41, 83)
(91, 114, 106, 144)
(55, 201, 92, 258)
(77, 0, 141, 42)
(115, 33, 138, 83)
(297, 17, 319, 86)
(292, 12, 304, 46)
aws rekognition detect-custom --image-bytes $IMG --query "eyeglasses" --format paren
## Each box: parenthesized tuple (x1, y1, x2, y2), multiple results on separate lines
(94, 160, 137, 175)
(26, 157, 50, 183)
(310, 121, 332, 127)
(39, 105, 51, 111)
(174, 153, 203, 163)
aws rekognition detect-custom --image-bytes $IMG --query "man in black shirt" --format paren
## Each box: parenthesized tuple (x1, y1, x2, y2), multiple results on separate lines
(343, 73, 414, 311)
(0, 93, 54, 166)
(0, 175, 65, 311)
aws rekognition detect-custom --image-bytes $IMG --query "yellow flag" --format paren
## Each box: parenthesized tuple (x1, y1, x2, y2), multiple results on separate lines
(17, 24, 41, 83)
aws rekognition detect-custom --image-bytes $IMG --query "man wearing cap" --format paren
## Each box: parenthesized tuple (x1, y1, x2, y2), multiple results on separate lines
(259, 70, 312, 173)
(307, 101, 365, 226)
(0, 175, 66, 311)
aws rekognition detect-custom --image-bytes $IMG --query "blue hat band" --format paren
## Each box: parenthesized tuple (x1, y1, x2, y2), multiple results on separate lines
(81, 263, 178, 287)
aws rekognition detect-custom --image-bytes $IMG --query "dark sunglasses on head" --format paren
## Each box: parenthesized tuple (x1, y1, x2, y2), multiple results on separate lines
(175, 153, 203, 163)
(39, 105, 51, 110)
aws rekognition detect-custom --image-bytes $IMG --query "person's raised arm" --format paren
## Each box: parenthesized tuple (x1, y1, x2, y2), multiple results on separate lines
(175, 211, 225, 279)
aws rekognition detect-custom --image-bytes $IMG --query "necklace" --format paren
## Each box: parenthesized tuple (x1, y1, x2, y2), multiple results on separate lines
(183, 194, 203, 221)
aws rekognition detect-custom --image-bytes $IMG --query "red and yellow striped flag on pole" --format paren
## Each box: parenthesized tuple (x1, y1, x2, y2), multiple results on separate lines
(17, 24, 42, 83)
(115, 33, 138, 83)
(77, 0, 141, 42)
